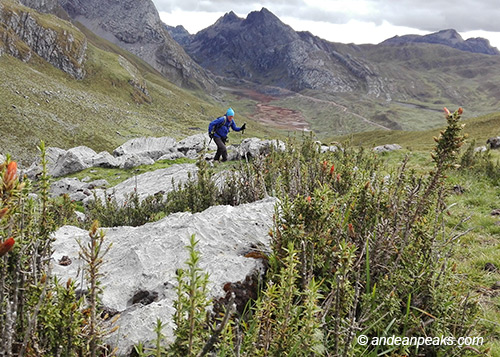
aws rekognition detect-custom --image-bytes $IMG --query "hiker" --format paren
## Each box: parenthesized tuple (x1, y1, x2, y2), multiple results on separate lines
(208, 108, 246, 162)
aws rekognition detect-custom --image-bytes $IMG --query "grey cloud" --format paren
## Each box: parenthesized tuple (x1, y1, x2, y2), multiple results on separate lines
(152, 0, 500, 33)
(153, 0, 304, 14)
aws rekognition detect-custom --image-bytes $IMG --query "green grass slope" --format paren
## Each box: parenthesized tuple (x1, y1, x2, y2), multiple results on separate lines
(0, 6, 278, 165)
(328, 110, 500, 151)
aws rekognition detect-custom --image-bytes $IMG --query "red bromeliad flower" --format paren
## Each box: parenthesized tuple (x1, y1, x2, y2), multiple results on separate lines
(457, 107, 463, 115)
(443, 107, 451, 117)
(0, 237, 15, 257)
(330, 164, 335, 175)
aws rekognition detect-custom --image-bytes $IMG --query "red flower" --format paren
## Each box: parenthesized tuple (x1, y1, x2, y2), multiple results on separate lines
(4, 161, 17, 184)
(0, 237, 15, 257)
(457, 107, 463, 115)
(330, 164, 335, 175)
(443, 107, 451, 117)
(0, 207, 8, 219)
(306, 196, 312, 203)
(348, 223, 355, 237)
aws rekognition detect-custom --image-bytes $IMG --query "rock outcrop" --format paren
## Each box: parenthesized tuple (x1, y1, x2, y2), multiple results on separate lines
(58, 0, 216, 91)
(18, 0, 59, 14)
(25, 134, 282, 180)
(373, 144, 402, 153)
(0, 1, 87, 79)
(85, 163, 198, 206)
(51, 197, 276, 355)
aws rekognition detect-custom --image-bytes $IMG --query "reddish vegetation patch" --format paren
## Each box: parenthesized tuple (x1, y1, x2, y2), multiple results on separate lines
(230, 88, 310, 131)
(254, 103, 310, 130)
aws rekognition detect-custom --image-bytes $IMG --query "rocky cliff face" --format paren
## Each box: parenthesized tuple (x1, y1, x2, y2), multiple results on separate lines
(0, 0, 87, 79)
(18, 0, 59, 14)
(59, 0, 217, 91)
(381, 29, 500, 55)
(183, 8, 375, 93)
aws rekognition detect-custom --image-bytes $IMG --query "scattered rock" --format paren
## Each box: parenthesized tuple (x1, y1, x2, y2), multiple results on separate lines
(484, 262, 498, 272)
(116, 153, 155, 169)
(177, 133, 216, 154)
(492, 281, 500, 290)
(113, 137, 177, 160)
(24, 135, 291, 179)
(51, 146, 98, 177)
(92, 151, 119, 168)
(453, 185, 465, 194)
(320, 145, 341, 153)
(236, 137, 285, 160)
(373, 144, 402, 153)
(50, 177, 109, 202)
(487, 137, 500, 149)
(491, 209, 500, 216)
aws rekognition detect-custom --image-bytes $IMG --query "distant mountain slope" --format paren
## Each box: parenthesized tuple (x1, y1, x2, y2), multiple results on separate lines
(58, 0, 217, 91)
(183, 8, 370, 93)
(381, 29, 500, 55)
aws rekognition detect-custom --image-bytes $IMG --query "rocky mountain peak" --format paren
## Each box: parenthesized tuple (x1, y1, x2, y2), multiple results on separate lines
(164, 24, 192, 46)
(246, 7, 278, 24)
(216, 10, 241, 25)
(59, 0, 217, 91)
(181, 7, 372, 93)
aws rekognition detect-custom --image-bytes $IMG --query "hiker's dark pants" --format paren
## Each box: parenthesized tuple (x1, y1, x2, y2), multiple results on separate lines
(214, 136, 228, 162)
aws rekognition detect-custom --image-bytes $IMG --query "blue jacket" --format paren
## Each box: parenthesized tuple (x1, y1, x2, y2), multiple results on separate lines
(208, 115, 242, 139)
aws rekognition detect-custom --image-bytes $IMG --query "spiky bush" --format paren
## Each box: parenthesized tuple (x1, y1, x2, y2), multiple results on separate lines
(0, 143, 113, 356)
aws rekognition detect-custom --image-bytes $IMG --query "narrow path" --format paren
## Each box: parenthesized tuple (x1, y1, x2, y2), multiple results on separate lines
(222, 86, 392, 132)
(294, 92, 392, 131)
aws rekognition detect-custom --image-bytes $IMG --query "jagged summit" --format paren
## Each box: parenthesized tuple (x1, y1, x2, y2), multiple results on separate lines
(381, 28, 500, 55)
(214, 10, 241, 25)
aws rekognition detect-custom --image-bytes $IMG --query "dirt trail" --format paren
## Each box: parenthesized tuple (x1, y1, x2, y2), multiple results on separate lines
(224, 86, 391, 132)
(294, 92, 392, 131)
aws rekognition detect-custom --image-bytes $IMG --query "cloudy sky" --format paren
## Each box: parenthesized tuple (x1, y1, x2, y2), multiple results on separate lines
(152, 0, 500, 49)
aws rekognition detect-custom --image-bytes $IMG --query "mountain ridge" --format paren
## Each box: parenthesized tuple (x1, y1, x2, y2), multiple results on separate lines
(381, 29, 500, 55)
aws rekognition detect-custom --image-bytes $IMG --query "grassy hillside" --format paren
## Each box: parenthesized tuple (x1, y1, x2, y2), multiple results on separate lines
(327, 110, 500, 151)
(0, 4, 280, 165)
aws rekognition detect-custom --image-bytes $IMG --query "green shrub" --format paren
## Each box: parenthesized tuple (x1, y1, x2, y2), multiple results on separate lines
(0, 143, 113, 356)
